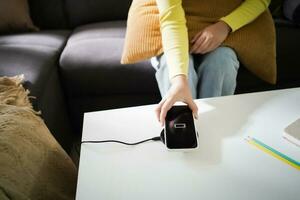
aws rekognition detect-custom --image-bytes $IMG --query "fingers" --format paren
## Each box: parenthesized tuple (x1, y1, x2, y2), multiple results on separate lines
(194, 36, 211, 54)
(190, 33, 206, 53)
(155, 99, 165, 123)
(191, 32, 222, 54)
(156, 98, 198, 126)
(191, 31, 202, 43)
(159, 98, 176, 126)
(201, 34, 221, 54)
(200, 40, 215, 54)
(191, 32, 214, 54)
(155, 75, 197, 126)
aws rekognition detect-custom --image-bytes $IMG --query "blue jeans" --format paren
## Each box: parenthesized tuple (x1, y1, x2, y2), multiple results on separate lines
(153, 47, 240, 99)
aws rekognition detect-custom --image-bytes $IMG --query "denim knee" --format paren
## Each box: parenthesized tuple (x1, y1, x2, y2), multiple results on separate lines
(196, 47, 240, 98)
(197, 47, 239, 78)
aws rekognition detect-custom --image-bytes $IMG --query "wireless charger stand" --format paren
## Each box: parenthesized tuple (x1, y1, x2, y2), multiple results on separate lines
(160, 129, 199, 146)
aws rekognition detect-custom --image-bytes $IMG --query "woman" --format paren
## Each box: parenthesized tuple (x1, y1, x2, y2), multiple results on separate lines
(154, 0, 271, 125)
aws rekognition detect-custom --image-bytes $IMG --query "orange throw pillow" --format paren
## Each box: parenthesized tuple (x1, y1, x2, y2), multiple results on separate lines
(121, 0, 162, 64)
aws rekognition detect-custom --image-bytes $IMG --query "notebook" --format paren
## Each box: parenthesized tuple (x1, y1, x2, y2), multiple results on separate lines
(283, 118, 300, 147)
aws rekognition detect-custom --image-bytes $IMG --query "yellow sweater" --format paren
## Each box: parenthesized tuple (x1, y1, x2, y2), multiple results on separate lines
(156, 0, 271, 79)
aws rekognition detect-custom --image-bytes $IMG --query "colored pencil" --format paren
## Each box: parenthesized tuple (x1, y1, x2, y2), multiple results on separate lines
(246, 136, 300, 170)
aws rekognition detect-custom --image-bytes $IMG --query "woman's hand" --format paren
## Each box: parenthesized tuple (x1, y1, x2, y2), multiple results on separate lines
(190, 21, 231, 54)
(155, 74, 198, 126)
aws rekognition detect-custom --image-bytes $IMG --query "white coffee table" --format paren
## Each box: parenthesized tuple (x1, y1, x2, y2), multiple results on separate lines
(76, 88, 300, 200)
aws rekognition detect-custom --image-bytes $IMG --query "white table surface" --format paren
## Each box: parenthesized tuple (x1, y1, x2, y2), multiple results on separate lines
(76, 88, 300, 200)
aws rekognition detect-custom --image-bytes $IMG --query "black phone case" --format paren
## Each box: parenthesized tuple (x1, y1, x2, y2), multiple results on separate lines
(164, 105, 198, 149)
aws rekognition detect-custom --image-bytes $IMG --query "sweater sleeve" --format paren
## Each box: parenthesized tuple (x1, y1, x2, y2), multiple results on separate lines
(221, 0, 271, 32)
(156, 0, 189, 80)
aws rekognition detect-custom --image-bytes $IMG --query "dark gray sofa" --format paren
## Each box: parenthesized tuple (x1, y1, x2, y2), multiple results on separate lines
(0, 0, 300, 153)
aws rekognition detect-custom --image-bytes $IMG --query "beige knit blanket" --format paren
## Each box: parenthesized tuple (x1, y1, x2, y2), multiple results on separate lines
(0, 75, 77, 200)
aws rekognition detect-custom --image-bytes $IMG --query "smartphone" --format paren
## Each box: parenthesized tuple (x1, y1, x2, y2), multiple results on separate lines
(164, 105, 198, 150)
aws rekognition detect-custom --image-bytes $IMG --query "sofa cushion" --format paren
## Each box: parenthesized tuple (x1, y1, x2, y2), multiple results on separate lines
(274, 19, 300, 84)
(283, 0, 300, 25)
(60, 21, 159, 97)
(0, 31, 74, 151)
(0, 0, 38, 34)
(269, 0, 284, 18)
(0, 31, 69, 49)
(28, 0, 68, 29)
(0, 31, 69, 99)
(65, 0, 132, 28)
